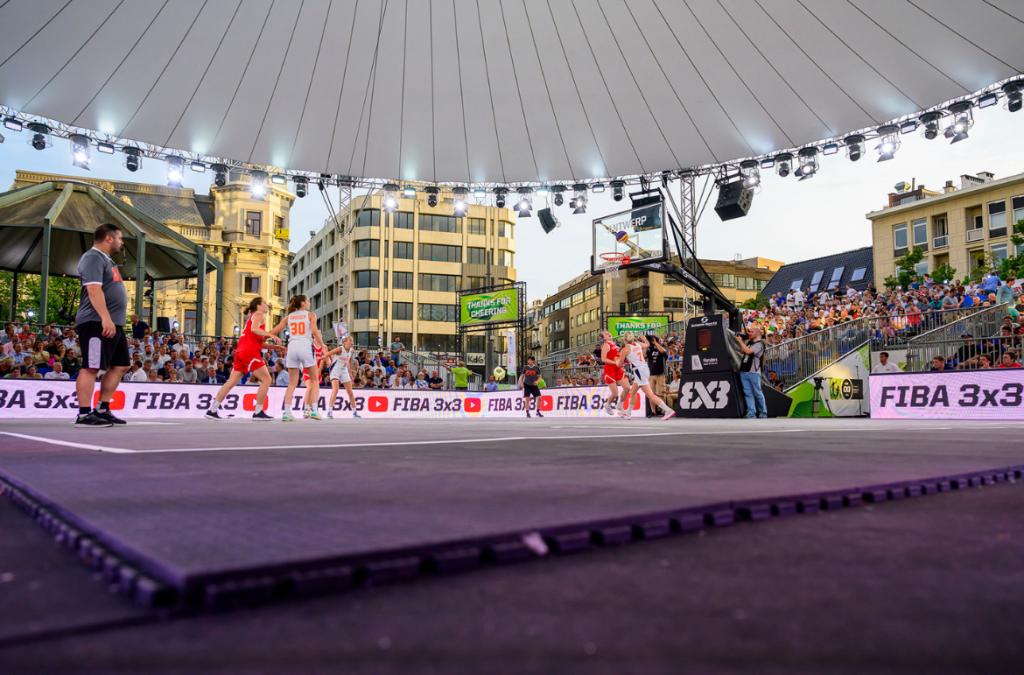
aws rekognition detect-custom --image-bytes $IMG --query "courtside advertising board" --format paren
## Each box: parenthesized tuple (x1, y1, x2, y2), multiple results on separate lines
(607, 315, 670, 338)
(460, 288, 520, 326)
(870, 370, 1024, 420)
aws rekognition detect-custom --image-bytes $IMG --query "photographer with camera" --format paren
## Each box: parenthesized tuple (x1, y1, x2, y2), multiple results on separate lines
(734, 326, 767, 419)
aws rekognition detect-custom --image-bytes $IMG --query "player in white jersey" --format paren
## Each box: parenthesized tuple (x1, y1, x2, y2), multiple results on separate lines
(616, 332, 676, 421)
(324, 335, 360, 419)
(269, 294, 325, 421)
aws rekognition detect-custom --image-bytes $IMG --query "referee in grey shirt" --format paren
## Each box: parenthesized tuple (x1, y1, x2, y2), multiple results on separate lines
(75, 223, 131, 427)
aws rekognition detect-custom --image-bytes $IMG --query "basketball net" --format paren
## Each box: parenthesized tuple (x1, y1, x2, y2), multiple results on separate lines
(605, 260, 622, 278)
(600, 252, 629, 279)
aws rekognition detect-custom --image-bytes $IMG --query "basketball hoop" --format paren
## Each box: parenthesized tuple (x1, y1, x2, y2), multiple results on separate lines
(600, 252, 629, 278)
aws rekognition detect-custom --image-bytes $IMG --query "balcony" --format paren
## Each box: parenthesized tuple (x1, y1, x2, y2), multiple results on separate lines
(933, 235, 949, 249)
(967, 229, 984, 243)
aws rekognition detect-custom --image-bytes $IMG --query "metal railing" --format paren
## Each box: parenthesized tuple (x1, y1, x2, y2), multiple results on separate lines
(864, 305, 1004, 350)
(905, 304, 1014, 372)
(906, 334, 1024, 372)
(762, 317, 871, 391)
(903, 303, 1008, 347)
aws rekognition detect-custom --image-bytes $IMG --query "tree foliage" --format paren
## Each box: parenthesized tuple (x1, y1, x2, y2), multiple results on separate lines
(931, 262, 958, 287)
(0, 271, 80, 324)
(882, 246, 925, 290)
(740, 292, 770, 310)
(997, 218, 1024, 281)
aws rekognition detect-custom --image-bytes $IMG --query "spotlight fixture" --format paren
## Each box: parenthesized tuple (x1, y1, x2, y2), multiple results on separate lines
(844, 134, 865, 162)
(211, 163, 228, 187)
(473, 188, 487, 202)
(494, 187, 508, 209)
(452, 187, 469, 216)
(382, 182, 399, 212)
(191, 161, 207, 173)
(760, 157, 775, 169)
(611, 180, 626, 202)
(899, 120, 918, 134)
(591, 183, 605, 194)
(945, 101, 973, 144)
(774, 152, 793, 178)
(552, 185, 565, 207)
(536, 186, 550, 198)
(172, 321, 180, 330)
(794, 147, 818, 180)
(271, 173, 287, 185)
(875, 125, 899, 162)
(27, 123, 51, 151)
(4, 117, 23, 132)
(124, 146, 142, 172)
(739, 159, 760, 188)
(402, 186, 417, 199)
(97, 142, 115, 155)
(70, 134, 91, 169)
(166, 155, 185, 186)
(425, 186, 439, 208)
(249, 170, 269, 198)
(572, 183, 587, 215)
(515, 188, 533, 218)
(919, 112, 942, 140)
(978, 92, 998, 109)
(822, 142, 839, 156)
(293, 176, 308, 198)
(1003, 81, 1022, 113)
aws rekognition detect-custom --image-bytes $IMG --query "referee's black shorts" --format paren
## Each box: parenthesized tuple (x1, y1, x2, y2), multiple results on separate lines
(77, 321, 130, 371)
(523, 384, 542, 398)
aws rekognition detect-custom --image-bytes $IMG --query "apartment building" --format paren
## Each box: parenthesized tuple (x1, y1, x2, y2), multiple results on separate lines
(288, 191, 517, 358)
(867, 171, 1024, 282)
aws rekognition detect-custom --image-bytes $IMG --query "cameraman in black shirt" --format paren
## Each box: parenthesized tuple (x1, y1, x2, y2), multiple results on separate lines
(646, 334, 667, 416)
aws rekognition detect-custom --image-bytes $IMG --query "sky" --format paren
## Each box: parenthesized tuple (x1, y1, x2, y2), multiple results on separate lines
(2, 103, 1022, 305)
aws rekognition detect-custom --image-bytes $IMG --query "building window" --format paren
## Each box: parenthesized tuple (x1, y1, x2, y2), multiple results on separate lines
(914, 261, 929, 276)
(789, 279, 803, 291)
(710, 273, 734, 287)
(314, 267, 322, 284)
(467, 247, 487, 265)
(327, 257, 334, 274)
(467, 276, 488, 289)
(420, 334, 459, 353)
(851, 268, 866, 282)
(353, 332, 379, 347)
(1013, 197, 1024, 235)
(298, 281, 304, 294)
(991, 243, 1009, 265)
(327, 285, 334, 302)
(328, 230, 335, 246)
(826, 267, 845, 290)
(419, 243, 461, 262)
(417, 304, 458, 322)
(315, 241, 323, 258)
(246, 211, 262, 236)
(392, 302, 413, 321)
(291, 263, 298, 277)
(357, 209, 380, 229)
(498, 221, 512, 238)
(354, 301, 378, 320)
(392, 241, 413, 259)
(184, 309, 197, 334)
(736, 277, 755, 291)
(274, 279, 283, 297)
(894, 223, 908, 250)
(244, 276, 260, 294)
(664, 297, 690, 310)
(989, 200, 1007, 233)
(393, 212, 413, 229)
(912, 219, 928, 246)
(355, 270, 379, 288)
(355, 239, 380, 257)
(419, 214, 459, 233)
(313, 293, 321, 310)
(468, 218, 486, 235)
(497, 250, 513, 267)
(389, 271, 411, 289)
(299, 258, 304, 271)
(419, 273, 461, 293)
(275, 214, 284, 233)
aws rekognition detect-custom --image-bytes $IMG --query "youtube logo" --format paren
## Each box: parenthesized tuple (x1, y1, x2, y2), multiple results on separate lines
(93, 390, 125, 410)
(242, 393, 269, 412)
(464, 398, 482, 413)
(632, 397, 643, 411)
(538, 395, 554, 412)
(368, 396, 389, 413)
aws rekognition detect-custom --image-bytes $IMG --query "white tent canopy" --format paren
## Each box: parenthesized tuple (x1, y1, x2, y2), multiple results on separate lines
(1, 0, 1022, 186)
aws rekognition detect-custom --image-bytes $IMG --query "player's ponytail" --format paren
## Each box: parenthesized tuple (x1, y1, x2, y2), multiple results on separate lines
(622, 331, 634, 343)
(286, 294, 307, 315)
(243, 297, 263, 316)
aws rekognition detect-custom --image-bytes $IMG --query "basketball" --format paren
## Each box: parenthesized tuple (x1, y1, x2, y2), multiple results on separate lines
(615, 230, 628, 244)
(493, 366, 506, 380)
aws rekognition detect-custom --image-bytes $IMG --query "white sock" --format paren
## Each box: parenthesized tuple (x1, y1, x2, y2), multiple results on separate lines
(210, 400, 220, 412)
(659, 402, 671, 412)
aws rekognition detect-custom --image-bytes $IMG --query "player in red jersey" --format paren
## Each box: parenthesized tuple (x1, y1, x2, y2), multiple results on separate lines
(204, 297, 283, 421)
(599, 330, 629, 416)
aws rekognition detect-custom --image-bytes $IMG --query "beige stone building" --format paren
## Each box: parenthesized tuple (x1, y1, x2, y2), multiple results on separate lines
(12, 171, 294, 335)
(867, 171, 1024, 283)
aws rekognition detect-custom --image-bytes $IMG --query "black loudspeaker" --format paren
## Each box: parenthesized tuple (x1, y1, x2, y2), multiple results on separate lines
(714, 180, 753, 221)
(538, 208, 559, 234)
(156, 317, 171, 333)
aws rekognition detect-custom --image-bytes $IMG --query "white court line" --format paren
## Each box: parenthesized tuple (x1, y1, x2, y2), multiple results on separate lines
(0, 432, 134, 454)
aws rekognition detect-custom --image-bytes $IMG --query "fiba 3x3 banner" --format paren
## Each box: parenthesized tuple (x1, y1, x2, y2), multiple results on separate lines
(0, 380, 644, 420)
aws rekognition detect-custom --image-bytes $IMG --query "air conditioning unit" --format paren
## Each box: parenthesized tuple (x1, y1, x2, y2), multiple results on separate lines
(966, 229, 984, 243)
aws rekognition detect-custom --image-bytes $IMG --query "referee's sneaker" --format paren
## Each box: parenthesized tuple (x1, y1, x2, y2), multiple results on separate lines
(74, 224, 132, 427)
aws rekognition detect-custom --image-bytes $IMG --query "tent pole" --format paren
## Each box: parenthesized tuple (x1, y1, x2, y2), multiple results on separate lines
(39, 220, 52, 324)
(195, 247, 207, 336)
(135, 234, 147, 321)
(8, 272, 17, 322)
(214, 261, 223, 338)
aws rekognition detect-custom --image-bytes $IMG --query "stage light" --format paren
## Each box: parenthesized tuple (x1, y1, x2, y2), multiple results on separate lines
(874, 125, 899, 162)
(844, 134, 865, 162)
(191, 161, 206, 173)
(425, 186, 439, 207)
(4, 117, 22, 132)
(1003, 82, 1022, 112)
(27, 123, 51, 151)
(822, 142, 839, 156)
(382, 183, 399, 212)
(919, 112, 942, 140)
(552, 185, 565, 207)
(899, 120, 918, 134)
(536, 186, 550, 198)
(795, 147, 818, 180)
(572, 183, 587, 214)
(494, 188, 508, 208)
(234, 325, 240, 334)
(978, 92, 998, 109)
(945, 101, 973, 144)
(453, 187, 469, 216)
(124, 147, 142, 172)
(26, 310, 35, 319)
(166, 155, 185, 186)
(760, 157, 775, 169)
(592, 183, 605, 194)
(516, 188, 532, 218)
(249, 170, 269, 197)
(211, 163, 227, 187)
(611, 180, 625, 202)
(172, 321, 180, 330)
(293, 176, 308, 198)
(740, 159, 760, 188)
(774, 152, 793, 178)
(402, 186, 417, 199)
(70, 134, 91, 169)
(97, 142, 115, 155)
(271, 173, 286, 185)
(473, 188, 487, 202)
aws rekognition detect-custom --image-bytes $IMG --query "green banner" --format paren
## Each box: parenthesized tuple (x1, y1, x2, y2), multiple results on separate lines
(606, 315, 669, 338)
(460, 288, 520, 325)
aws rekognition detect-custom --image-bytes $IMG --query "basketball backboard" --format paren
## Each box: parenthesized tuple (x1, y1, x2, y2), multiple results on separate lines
(591, 200, 668, 275)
